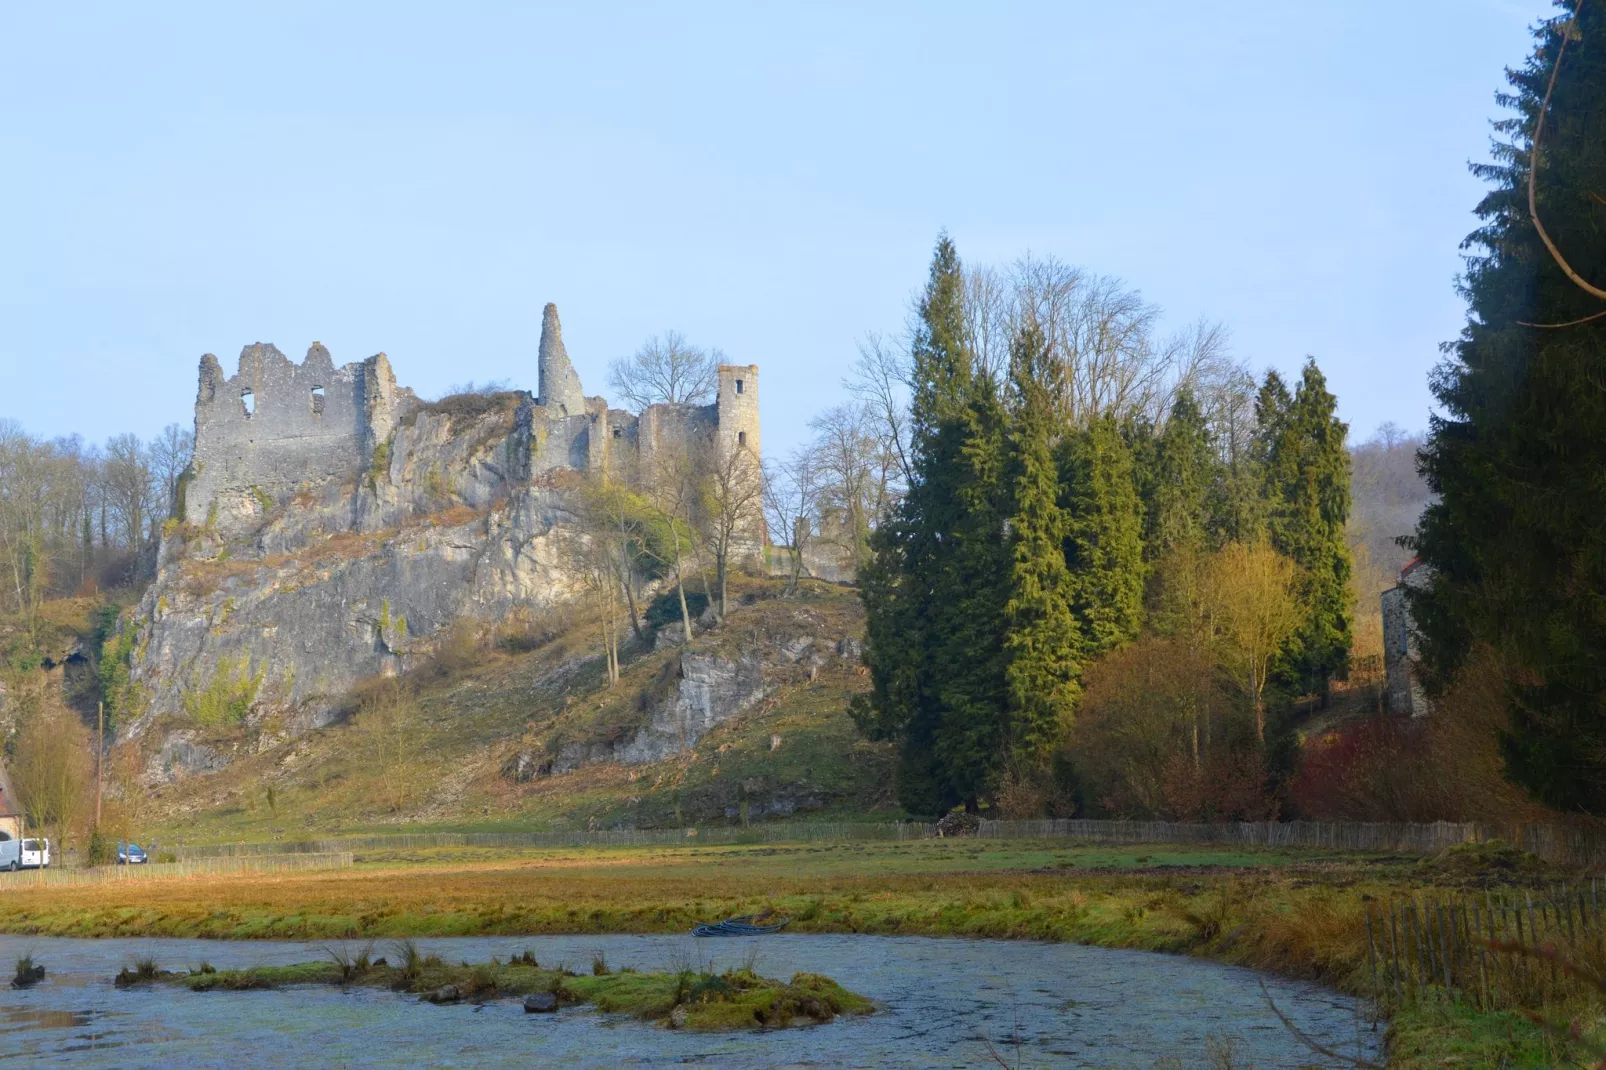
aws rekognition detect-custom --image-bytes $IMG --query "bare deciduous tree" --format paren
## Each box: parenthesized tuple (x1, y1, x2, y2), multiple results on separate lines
(147, 422, 194, 519)
(640, 445, 703, 642)
(763, 449, 821, 595)
(700, 433, 763, 619)
(561, 483, 628, 686)
(11, 690, 92, 853)
(808, 404, 884, 574)
(608, 331, 720, 409)
(101, 433, 156, 548)
(844, 332, 912, 495)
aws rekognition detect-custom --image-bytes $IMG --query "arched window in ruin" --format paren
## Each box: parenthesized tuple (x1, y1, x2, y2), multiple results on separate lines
(241, 390, 255, 417)
(311, 385, 325, 415)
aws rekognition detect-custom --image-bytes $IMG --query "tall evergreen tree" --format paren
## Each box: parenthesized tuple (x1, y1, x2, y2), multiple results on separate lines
(1061, 415, 1145, 660)
(857, 234, 1009, 812)
(1001, 323, 1083, 764)
(1414, 2, 1606, 811)
(928, 368, 1011, 809)
(1260, 361, 1352, 695)
(1143, 390, 1216, 560)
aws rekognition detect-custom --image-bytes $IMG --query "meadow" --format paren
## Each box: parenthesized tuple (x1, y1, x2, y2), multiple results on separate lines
(2, 836, 1601, 1065)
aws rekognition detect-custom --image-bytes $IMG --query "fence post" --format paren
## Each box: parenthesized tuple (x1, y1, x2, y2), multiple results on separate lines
(1365, 907, 1379, 1003)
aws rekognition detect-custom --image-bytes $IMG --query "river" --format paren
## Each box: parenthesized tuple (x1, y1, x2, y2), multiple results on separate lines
(0, 933, 1382, 1067)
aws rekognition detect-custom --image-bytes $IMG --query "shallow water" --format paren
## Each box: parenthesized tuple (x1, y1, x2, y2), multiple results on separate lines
(0, 933, 1381, 1068)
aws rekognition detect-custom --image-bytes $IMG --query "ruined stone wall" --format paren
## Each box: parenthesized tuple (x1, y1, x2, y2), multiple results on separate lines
(536, 303, 586, 417)
(637, 402, 718, 484)
(1382, 562, 1430, 717)
(185, 344, 406, 537)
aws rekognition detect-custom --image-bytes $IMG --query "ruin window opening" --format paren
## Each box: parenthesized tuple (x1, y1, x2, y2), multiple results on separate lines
(738, 430, 747, 447)
(735, 379, 744, 394)
(241, 390, 255, 417)
(612, 427, 622, 439)
(311, 385, 325, 415)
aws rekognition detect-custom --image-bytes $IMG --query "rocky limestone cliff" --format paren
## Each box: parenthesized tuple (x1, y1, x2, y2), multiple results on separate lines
(120, 312, 766, 785)
(125, 394, 583, 762)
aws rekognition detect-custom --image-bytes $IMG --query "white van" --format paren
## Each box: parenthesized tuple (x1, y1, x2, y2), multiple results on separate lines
(0, 836, 49, 871)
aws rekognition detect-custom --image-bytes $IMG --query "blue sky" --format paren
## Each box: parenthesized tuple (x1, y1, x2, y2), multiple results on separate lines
(0, 1, 1554, 458)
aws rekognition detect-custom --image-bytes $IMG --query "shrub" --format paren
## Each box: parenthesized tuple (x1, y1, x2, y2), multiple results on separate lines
(1160, 749, 1278, 822)
(87, 828, 113, 866)
(183, 657, 264, 727)
(1289, 649, 1553, 821)
(428, 618, 480, 677)
(644, 589, 707, 630)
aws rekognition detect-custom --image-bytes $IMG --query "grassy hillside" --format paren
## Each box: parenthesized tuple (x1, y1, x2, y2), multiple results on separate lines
(132, 577, 895, 843)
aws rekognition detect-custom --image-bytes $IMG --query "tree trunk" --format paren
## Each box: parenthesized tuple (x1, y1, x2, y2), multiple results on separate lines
(671, 526, 694, 642)
(622, 564, 645, 643)
(614, 509, 646, 643)
(695, 556, 718, 625)
(717, 553, 728, 620)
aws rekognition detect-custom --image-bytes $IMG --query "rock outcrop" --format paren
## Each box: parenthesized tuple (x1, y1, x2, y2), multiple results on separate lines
(541, 648, 770, 775)
(120, 306, 765, 779)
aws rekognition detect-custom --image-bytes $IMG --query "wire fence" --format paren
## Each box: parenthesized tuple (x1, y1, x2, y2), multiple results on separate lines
(161, 818, 1606, 867)
(0, 852, 354, 891)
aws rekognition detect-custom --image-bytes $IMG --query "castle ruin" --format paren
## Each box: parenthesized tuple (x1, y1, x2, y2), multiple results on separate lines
(123, 303, 764, 766)
(183, 302, 761, 539)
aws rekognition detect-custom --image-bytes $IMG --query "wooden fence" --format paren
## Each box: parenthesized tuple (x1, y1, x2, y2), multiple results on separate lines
(0, 852, 354, 891)
(167, 819, 1606, 867)
(1365, 880, 1606, 1012)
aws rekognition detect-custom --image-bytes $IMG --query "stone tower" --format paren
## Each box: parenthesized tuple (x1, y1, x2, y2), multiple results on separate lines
(716, 364, 760, 461)
(537, 303, 586, 417)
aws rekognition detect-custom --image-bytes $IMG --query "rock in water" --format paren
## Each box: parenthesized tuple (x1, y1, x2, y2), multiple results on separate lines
(523, 992, 558, 1013)
(668, 1004, 689, 1029)
(421, 984, 460, 1004)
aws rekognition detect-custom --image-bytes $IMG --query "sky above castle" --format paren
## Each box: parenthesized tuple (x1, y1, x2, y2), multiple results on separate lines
(1, 1, 1553, 457)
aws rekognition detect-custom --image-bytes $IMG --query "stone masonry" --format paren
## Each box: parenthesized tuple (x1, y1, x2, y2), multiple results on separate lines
(1381, 558, 1430, 717)
(182, 304, 762, 550)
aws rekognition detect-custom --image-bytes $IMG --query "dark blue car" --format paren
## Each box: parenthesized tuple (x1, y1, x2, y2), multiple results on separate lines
(117, 843, 147, 865)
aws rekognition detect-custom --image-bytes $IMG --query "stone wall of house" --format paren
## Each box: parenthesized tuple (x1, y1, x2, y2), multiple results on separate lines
(1382, 560, 1430, 717)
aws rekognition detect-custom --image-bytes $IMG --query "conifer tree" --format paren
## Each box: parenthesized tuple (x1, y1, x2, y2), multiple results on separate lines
(928, 370, 1011, 809)
(1260, 361, 1352, 695)
(1414, 2, 1606, 811)
(858, 234, 1008, 812)
(1143, 390, 1216, 560)
(1060, 415, 1144, 660)
(1001, 323, 1082, 764)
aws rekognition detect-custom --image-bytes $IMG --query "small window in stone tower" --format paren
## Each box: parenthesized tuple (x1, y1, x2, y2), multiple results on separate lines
(311, 385, 325, 415)
(241, 390, 255, 417)
(612, 427, 622, 439)
(738, 430, 747, 447)
(735, 379, 744, 394)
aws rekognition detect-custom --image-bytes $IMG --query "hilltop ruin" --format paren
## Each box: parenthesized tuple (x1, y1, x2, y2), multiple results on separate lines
(183, 303, 759, 539)
(124, 305, 762, 780)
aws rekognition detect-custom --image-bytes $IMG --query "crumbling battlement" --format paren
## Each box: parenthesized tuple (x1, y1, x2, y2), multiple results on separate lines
(186, 344, 416, 537)
(181, 304, 761, 545)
